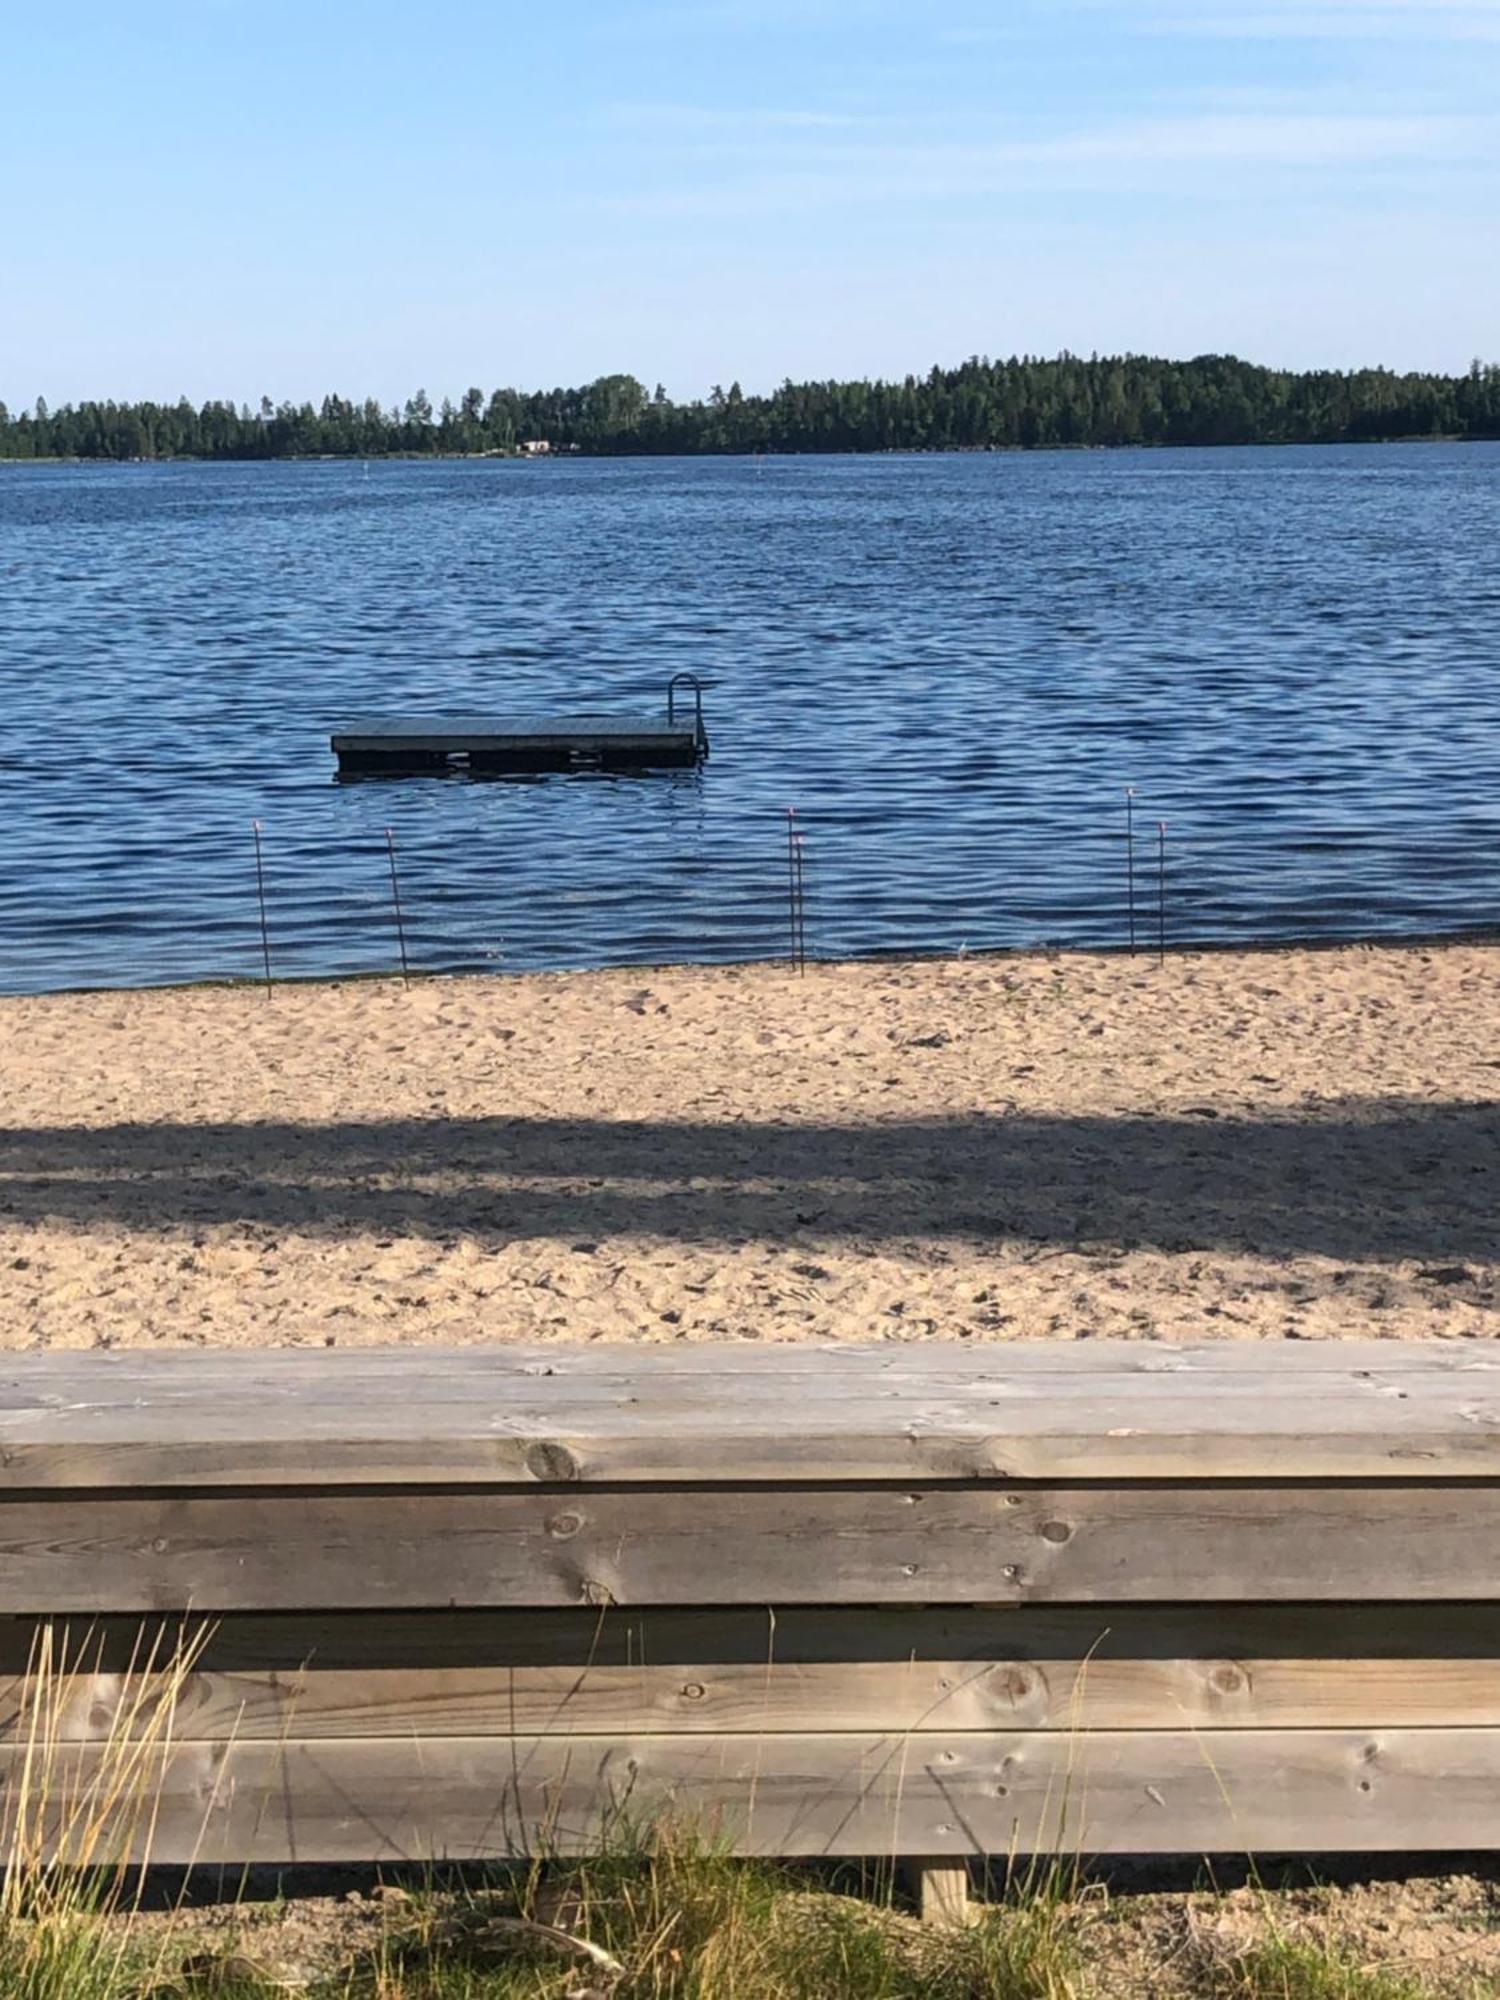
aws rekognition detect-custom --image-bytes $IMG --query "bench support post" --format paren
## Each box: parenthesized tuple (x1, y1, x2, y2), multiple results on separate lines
(913, 1861, 972, 1927)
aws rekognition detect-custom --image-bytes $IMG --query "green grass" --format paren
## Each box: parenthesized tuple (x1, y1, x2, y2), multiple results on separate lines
(0, 1843, 1088, 2000)
(1201, 1937, 1436, 2000)
(0, 1852, 1474, 2000)
(345, 1840, 1084, 2000)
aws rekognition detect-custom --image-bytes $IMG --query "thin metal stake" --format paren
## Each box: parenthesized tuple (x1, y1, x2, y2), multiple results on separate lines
(793, 833, 808, 976)
(251, 819, 272, 997)
(385, 827, 411, 987)
(1125, 787, 1137, 952)
(786, 808, 799, 969)
(1157, 820, 1168, 967)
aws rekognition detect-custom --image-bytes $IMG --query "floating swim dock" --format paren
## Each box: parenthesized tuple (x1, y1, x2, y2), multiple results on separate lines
(332, 673, 708, 776)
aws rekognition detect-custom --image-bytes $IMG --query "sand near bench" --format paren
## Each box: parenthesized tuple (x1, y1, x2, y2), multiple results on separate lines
(0, 944, 1495, 1350)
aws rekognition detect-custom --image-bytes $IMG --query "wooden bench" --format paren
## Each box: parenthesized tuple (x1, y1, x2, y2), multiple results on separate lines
(3, 1340, 1499, 1915)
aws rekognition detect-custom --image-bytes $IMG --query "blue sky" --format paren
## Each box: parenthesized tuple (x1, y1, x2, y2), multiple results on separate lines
(3, 0, 1495, 404)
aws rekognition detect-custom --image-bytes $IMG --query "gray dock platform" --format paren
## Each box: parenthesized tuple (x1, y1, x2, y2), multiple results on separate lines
(332, 676, 709, 777)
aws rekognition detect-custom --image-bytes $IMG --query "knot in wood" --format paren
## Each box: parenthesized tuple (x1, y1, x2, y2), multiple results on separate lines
(526, 1441, 579, 1483)
(1039, 1520, 1073, 1545)
(991, 1664, 1036, 1706)
(547, 1511, 584, 1542)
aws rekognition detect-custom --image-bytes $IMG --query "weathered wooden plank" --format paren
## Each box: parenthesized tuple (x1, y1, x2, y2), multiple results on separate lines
(406, 1343, 1498, 1379)
(476, 1343, 1500, 1375)
(7, 1606, 1500, 1738)
(2, 1343, 1499, 1487)
(9, 1341, 1494, 1380)
(4, 1484, 1500, 1612)
(10, 1729, 1500, 1862)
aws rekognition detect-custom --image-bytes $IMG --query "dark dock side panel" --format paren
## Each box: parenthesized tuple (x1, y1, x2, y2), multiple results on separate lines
(332, 676, 710, 776)
(333, 715, 702, 776)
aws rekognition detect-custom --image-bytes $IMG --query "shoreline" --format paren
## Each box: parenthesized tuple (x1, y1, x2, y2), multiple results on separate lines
(4, 922, 1500, 1005)
(1, 940, 1495, 1353)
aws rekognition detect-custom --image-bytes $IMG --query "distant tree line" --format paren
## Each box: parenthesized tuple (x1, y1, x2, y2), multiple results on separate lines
(3, 353, 1498, 460)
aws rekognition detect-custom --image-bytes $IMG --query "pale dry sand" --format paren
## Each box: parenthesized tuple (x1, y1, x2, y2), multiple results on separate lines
(0, 944, 1495, 1350)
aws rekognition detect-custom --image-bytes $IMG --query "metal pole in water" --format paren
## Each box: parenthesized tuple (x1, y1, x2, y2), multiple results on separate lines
(385, 826, 411, 988)
(1125, 787, 1137, 952)
(251, 819, 272, 997)
(1157, 820, 1168, 967)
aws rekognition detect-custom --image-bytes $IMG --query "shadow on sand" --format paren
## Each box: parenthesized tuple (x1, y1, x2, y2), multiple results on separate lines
(0, 1098, 1495, 1267)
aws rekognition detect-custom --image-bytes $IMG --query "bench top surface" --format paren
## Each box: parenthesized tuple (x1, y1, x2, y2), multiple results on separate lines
(1, 1341, 1497, 1488)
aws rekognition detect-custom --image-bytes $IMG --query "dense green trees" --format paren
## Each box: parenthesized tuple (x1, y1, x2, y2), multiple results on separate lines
(2, 353, 1497, 460)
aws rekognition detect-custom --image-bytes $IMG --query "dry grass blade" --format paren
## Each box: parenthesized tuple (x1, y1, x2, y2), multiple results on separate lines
(425, 1909, 626, 1975)
(0, 1616, 220, 2000)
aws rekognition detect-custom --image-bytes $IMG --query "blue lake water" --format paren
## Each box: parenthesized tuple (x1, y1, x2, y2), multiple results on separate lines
(1, 445, 1497, 994)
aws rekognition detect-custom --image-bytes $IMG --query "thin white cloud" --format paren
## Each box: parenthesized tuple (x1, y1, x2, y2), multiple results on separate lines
(994, 110, 1469, 165)
(603, 108, 1481, 218)
(627, 107, 1476, 172)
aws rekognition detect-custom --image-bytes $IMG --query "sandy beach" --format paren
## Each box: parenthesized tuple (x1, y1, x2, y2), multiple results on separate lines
(0, 943, 1494, 1350)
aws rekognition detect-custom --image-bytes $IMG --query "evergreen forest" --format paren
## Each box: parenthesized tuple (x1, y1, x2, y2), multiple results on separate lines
(3, 352, 1498, 460)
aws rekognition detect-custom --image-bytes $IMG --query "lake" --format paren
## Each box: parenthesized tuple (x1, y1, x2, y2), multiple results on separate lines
(1, 444, 1497, 994)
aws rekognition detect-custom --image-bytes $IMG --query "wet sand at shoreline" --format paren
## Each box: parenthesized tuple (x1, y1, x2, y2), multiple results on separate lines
(0, 944, 1495, 1350)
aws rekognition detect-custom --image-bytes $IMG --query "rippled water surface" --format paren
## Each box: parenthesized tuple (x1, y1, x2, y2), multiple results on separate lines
(1, 446, 1497, 993)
